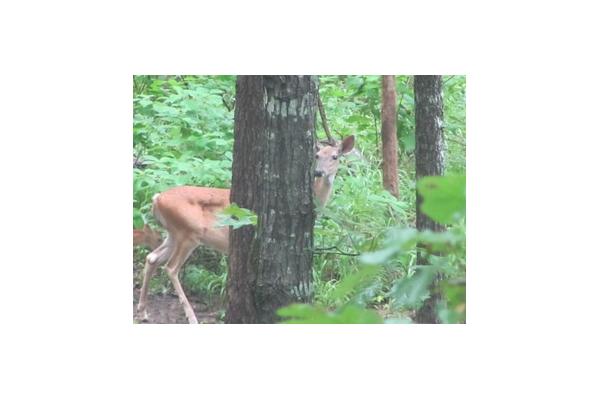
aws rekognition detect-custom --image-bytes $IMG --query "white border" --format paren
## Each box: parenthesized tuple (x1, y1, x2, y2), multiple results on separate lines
(2, 1, 599, 399)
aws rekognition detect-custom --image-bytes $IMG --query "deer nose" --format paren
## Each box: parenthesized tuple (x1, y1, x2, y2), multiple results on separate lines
(314, 170, 324, 177)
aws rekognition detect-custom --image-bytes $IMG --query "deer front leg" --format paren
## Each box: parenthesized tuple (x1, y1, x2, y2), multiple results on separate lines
(164, 240, 199, 324)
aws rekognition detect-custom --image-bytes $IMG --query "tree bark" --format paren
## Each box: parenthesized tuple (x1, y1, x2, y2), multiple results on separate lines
(413, 75, 445, 324)
(381, 75, 399, 198)
(226, 75, 317, 324)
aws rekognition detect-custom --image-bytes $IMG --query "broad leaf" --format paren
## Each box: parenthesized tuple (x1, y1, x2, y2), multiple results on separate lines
(277, 304, 383, 324)
(389, 265, 437, 308)
(417, 174, 466, 224)
(216, 203, 257, 229)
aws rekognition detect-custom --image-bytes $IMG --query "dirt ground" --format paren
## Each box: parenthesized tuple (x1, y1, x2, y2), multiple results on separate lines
(132, 288, 222, 324)
(132, 254, 400, 324)
(132, 254, 223, 324)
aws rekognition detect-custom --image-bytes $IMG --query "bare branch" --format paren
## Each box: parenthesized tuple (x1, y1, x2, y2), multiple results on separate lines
(317, 91, 335, 144)
(314, 246, 360, 257)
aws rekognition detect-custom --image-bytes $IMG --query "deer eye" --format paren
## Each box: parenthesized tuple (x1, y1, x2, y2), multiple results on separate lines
(315, 154, 319, 159)
(332, 155, 338, 160)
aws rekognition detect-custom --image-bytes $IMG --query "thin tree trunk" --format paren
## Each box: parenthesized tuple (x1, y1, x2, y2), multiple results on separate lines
(381, 75, 399, 198)
(414, 75, 445, 324)
(226, 75, 317, 324)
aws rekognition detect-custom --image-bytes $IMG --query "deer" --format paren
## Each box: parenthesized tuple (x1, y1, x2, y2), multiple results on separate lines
(135, 135, 355, 324)
(133, 224, 163, 250)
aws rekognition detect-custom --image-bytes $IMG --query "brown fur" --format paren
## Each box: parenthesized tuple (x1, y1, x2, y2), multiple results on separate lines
(133, 224, 162, 250)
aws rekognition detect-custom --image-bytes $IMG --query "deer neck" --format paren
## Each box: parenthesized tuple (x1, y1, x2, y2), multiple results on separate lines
(314, 173, 336, 207)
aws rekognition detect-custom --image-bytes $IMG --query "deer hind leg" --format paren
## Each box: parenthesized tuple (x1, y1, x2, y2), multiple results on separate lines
(164, 238, 200, 324)
(136, 236, 173, 321)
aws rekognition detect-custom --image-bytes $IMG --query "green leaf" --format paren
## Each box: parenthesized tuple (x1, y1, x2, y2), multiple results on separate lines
(331, 265, 382, 301)
(359, 228, 418, 265)
(335, 305, 383, 323)
(438, 279, 466, 323)
(277, 304, 383, 324)
(359, 246, 399, 265)
(417, 174, 466, 224)
(389, 265, 437, 308)
(133, 208, 145, 229)
(216, 203, 257, 229)
(277, 303, 317, 319)
(418, 229, 464, 252)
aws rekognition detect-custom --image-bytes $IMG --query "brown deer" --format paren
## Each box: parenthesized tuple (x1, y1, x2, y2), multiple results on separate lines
(136, 135, 355, 323)
(133, 224, 163, 250)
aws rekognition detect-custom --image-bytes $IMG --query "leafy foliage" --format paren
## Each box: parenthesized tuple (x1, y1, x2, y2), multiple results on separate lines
(133, 75, 235, 223)
(443, 76, 466, 173)
(182, 265, 227, 300)
(358, 174, 466, 323)
(279, 174, 466, 323)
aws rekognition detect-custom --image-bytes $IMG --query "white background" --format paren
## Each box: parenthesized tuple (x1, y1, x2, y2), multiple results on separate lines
(1, 1, 599, 399)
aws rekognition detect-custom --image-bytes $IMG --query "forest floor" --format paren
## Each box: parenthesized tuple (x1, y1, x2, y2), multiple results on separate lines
(132, 256, 224, 324)
(132, 288, 222, 324)
(133, 255, 404, 324)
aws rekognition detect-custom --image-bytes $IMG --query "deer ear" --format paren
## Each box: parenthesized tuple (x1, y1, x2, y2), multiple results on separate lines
(340, 135, 355, 154)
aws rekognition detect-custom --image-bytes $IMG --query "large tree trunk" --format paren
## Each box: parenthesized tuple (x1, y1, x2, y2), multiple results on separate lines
(381, 75, 399, 198)
(226, 75, 317, 324)
(413, 75, 445, 324)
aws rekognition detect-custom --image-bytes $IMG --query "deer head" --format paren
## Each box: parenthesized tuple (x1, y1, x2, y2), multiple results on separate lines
(314, 135, 355, 181)
(313, 135, 355, 206)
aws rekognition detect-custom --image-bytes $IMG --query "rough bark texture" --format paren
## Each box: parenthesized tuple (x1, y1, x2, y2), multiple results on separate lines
(414, 75, 445, 324)
(226, 75, 317, 324)
(381, 75, 399, 198)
